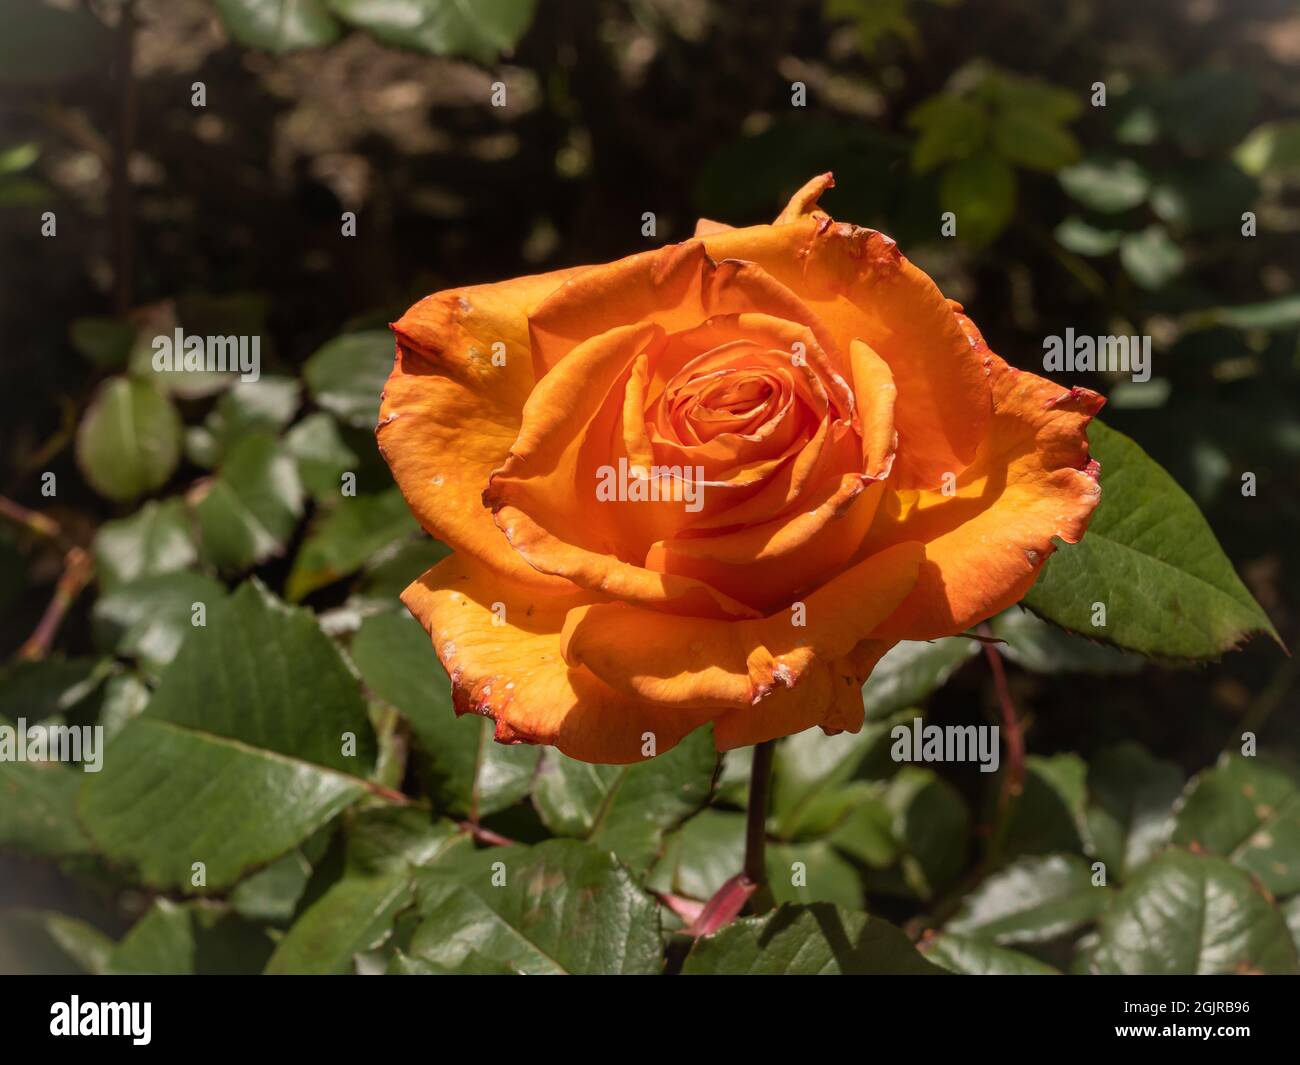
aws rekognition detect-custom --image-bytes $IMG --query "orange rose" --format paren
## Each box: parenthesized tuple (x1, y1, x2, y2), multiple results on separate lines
(378, 173, 1102, 764)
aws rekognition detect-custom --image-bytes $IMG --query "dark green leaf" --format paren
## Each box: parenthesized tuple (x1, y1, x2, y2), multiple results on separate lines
(907, 95, 989, 173)
(286, 487, 419, 602)
(145, 580, 376, 773)
(1085, 742, 1182, 879)
(107, 899, 274, 975)
(194, 433, 304, 572)
(990, 608, 1141, 674)
(923, 933, 1059, 975)
(408, 840, 663, 974)
(303, 330, 394, 428)
(285, 412, 362, 499)
(992, 109, 1081, 172)
(1088, 849, 1297, 974)
(0, 0, 113, 86)
(1172, 754, 1300, 896)
(938, 150, 1017, 247)
(350, 609, 536, 817)
(0, 717, 92, 859)
(92, 572, 228, 676)
(948, 854, 1109, 944)
(93, 499, 198, 593)
(683, 903, 945, 975)
(79, 718, 365, 891)
(70, 318, 135, 369)
(1025, 421, 1279, 658)
(532, 726, 716, 873)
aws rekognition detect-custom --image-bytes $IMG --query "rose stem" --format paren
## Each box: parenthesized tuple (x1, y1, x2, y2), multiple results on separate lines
(742, 739, 776, 886)
(978, 628, 1025, 808)
(18, 546, 95, 661)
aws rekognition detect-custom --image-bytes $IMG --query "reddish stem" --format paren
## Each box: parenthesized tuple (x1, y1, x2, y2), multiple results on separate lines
(978, 623, 1025, 807)
(18, 547, 94, 661)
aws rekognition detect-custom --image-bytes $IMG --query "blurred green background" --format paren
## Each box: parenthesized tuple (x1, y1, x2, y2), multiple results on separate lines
(0, 0, 1298, 974)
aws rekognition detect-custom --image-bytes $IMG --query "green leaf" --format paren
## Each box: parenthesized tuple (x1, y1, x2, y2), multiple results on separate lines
(867, 767, 970, 900)
(107, 899, 274, 975)
(285, 412, 362, 499)
(202, 375, 301, 461)
(329, 0, 538, 63)
(923, 933, 1060, 975)
(1025, 421, 1279, 658)
(1054, 216, 1123, 257)
(1002, 753, 1088, 859)
(992, 109, 1081, 172)
(0, 657, 111, 721)
(990, 608, 1141, 675)
(1235, 119, 1300, 178)
(194, 433, 305, 571)
(1149, 161, 1256, 234)
(1087, 849, 1298, 974)
(1155, 69, 1256, 154)
(768, 841, 863, 908)
(303, 330, 394, 428)
(1172, 754, 1300, 897)
(1058, 158, 1149, 213)
(76, 377, 182, 503)
(286, 487, 419, 602)
(358, 537, 451, 602)
(683, 903, 945, 975)
(938, 149, 1017, 247)
(1200, 294, 1300, 333)
(948, 854, 1109, 944)
(265, 811, 466, 974)
(532, 727, 716, 873)
(94, 499, 198, 593)
(79, 718, 366, 891)
(70, 317, 135, 369)
(1118, 224, 1185, 290)
(991, 75, 1082, 123)
(92, 572, 228, 676)
(863, 637, 976, 720)
(648, 808, 745, 901)
(0, 722, 92, 859)
(1085, 742, 1182, 879)
(215, 0, 341, 53)
(229, 850, 312, 924)
(144, 580, 376, 773)
(349, 609, 537, 817)
(408, 840, 663, 974)
(0, 0, 113, 86)
(0, 910, 113, 975)
(906, 95, 989, 174)
(770, 709, 927, 840)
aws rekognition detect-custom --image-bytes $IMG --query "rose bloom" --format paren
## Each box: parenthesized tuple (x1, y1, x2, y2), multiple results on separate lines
(378, 174, 1102, 764)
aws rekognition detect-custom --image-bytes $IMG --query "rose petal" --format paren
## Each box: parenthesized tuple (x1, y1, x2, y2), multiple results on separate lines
(868, 355, 1104, 641)
(380, 267, 585, 592)
(402, 555, 717, 764)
